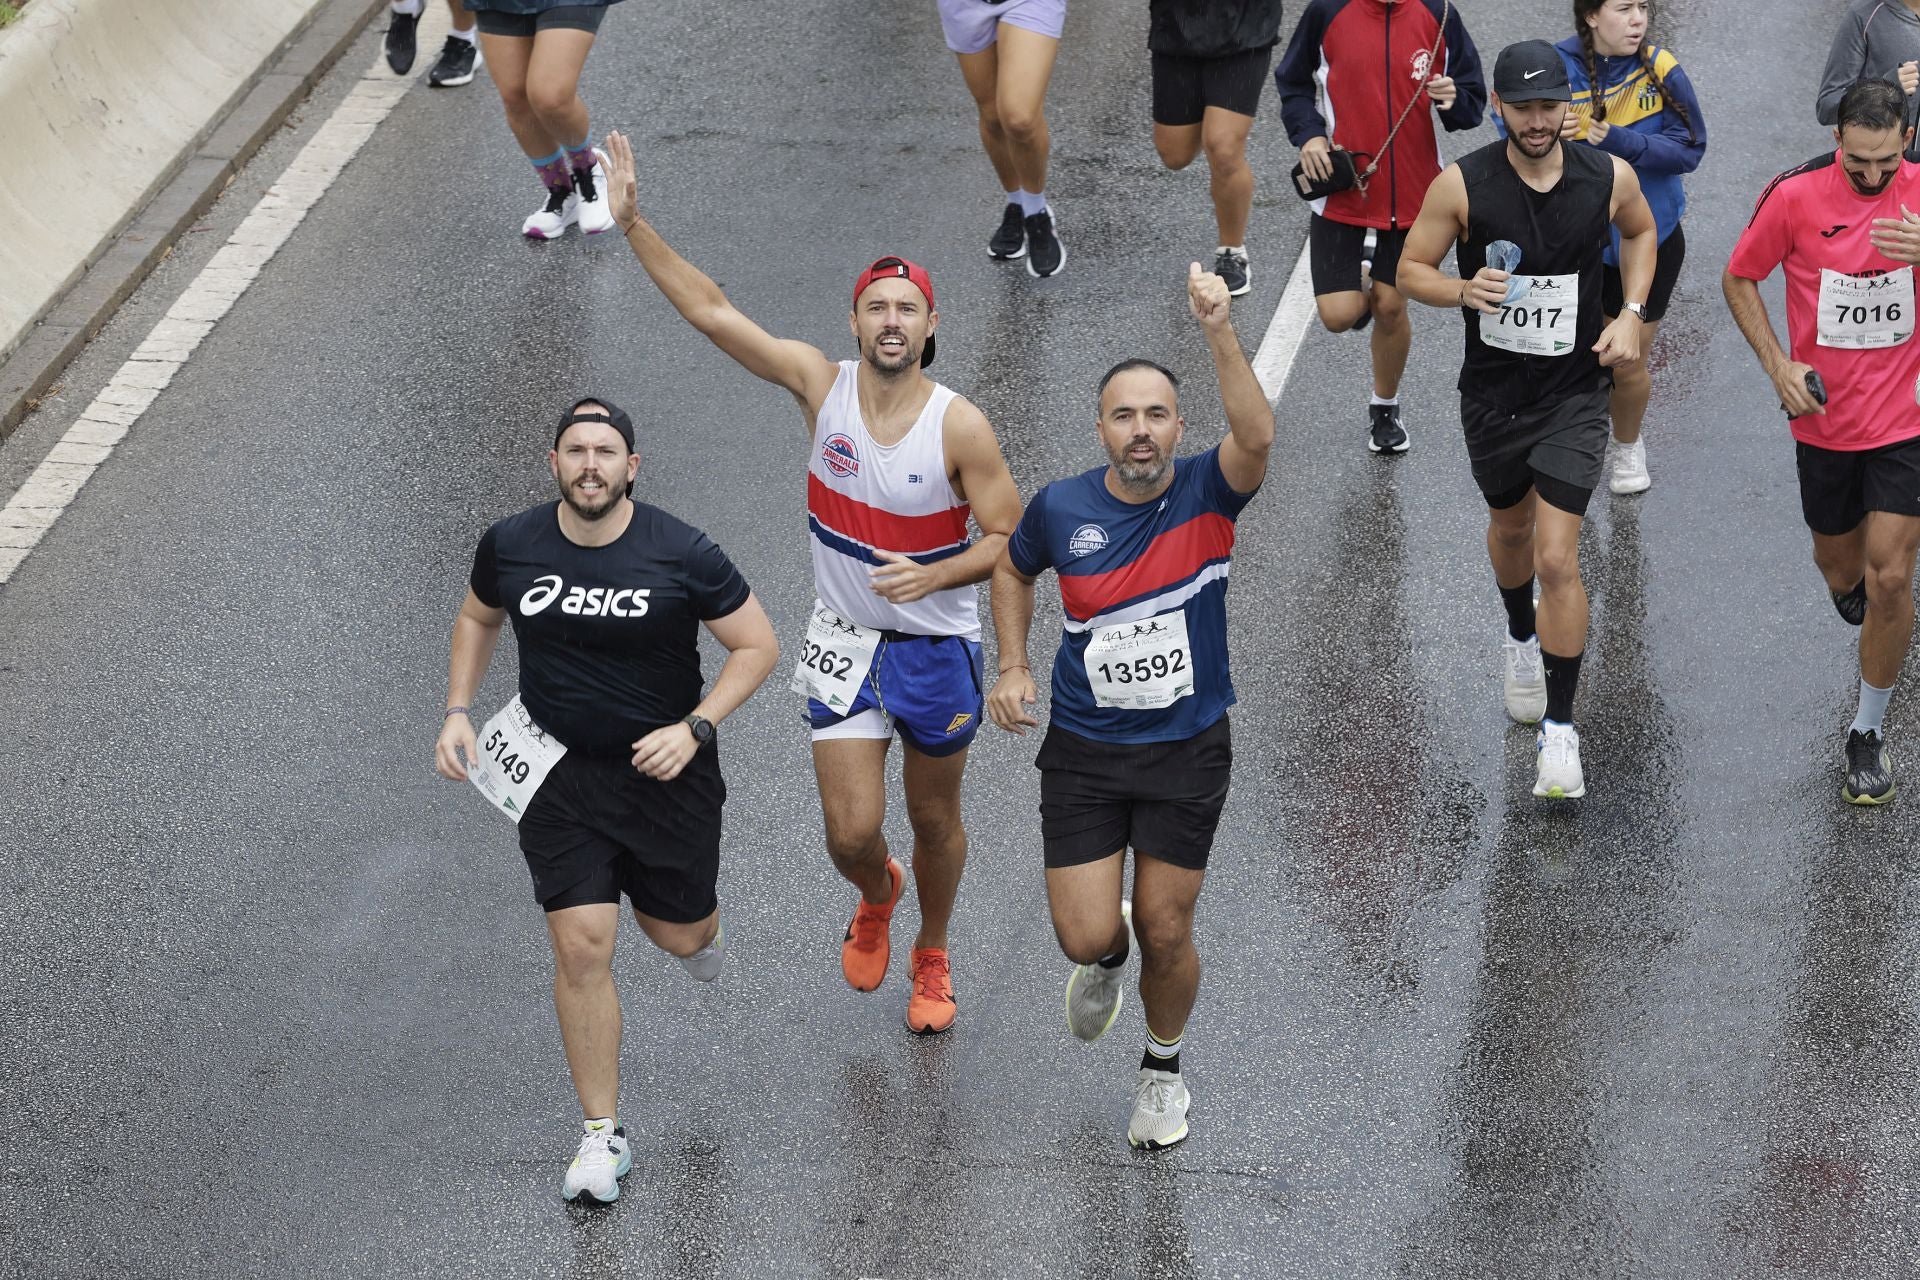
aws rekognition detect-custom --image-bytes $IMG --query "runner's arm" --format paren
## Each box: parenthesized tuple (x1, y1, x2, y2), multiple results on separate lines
(435, 590, 507, 781)
(602, 132, 838, 413)
(1595, 160, 1657, 366)
(1722, 271, 1826, 418)
(1396, 166, 1505, 314)
(1435, 9, 1487, 132)
(1814, 14, 1870, 127)
(987, 554, 1041, 734)
(868, 399, 1021, 603)
(1273, 7, 1332, 147)
(1190, 264, 1272, 495)
(631, 593, 779, 782)
(1593, 63, 1706, 174)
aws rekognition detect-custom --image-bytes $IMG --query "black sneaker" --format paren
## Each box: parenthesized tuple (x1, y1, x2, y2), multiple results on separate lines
(989, 202, 1027, 260)
(1844, 729, 1897, 805)
(1026, 209, 1065, 279)
(428, 35, 480, 87)
(1831, 578, 1868, 626)
(1212, 248, 1251, 297)
(384, 7, 419, 75)
(1368, 403, 1409, 454)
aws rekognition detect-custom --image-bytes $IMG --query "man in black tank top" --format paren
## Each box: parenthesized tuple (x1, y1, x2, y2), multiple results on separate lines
(1398, 39, 1657, 802)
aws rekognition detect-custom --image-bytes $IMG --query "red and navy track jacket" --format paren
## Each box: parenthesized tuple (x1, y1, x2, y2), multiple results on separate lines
(1275, 0, 1486, 230)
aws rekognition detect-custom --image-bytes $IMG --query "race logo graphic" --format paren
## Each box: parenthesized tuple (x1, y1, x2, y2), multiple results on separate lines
(519, 573, 651, 618)
(1410, 49, 1433, 83)
(822, 433, 861, 478)
(1530, 277, 1565, 294)
(945, 713, 974, 735)
(1068, 523, 1109, 557)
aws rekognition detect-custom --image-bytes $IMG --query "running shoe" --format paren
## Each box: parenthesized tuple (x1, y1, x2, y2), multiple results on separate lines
(574, 149, 615, 235)
(675, 921, 723, 982)
(1127, 1068, 1191, 1150)
(1831, 580, 1868, 627)
(523, 185, 579, 240)
(1503, 632, 1547, 724)
(561, 1119, 631, 1203)
(427, 35, 481, 88)
(989, 202, 1028, 260)
(841, 856, 904, 992)
(1213, 247, 1251, 297)
(1065, 900, 1133, 1042)
(384, 7, 419, 75)
(1533, 721, 1586, 799)
(1367, 403, 1409, 454)
(906, 947, 956, 1035)
(1610, 438, 1651, 495)
(1026, 209, 1065, 279)
(1844, 729, 1897, 805)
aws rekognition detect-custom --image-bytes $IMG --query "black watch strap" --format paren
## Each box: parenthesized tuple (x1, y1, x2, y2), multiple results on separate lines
(683, 713, 714, 746)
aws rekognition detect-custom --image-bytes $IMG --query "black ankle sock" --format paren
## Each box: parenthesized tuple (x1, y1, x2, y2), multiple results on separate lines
(1140, 1048, 1180, 1073)
(1097, 944, 1128, 970)
(1832, 578, 1868, 626)
(1541, 648, 1583, 724)
(1499, 579, 1537, 642)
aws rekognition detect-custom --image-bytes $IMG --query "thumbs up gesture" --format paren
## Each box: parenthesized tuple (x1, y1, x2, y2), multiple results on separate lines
(1188, 261, 1230, 330)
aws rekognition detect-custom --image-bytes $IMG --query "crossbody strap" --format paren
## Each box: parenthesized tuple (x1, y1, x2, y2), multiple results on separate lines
(1354, 0, 1451, 196)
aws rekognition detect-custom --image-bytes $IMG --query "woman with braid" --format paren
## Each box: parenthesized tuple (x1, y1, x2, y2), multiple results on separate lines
(1557, 0, 1707, 495)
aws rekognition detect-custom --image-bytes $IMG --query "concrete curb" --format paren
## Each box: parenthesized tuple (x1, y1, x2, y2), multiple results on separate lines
(0, 0, 386, 443)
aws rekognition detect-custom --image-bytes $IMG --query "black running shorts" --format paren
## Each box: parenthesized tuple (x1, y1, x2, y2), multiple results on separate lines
(472, 4, 611, 38)
(1461, 385, 1611, 517)
(1036, 718, 1232, 871)
(1795, 434, 1920, 536)
(1309, 215, 1406, 294)
(516, 746, 723, 920)
(1150, 45, 1274, 126)
(1603, 224, 1686, 323)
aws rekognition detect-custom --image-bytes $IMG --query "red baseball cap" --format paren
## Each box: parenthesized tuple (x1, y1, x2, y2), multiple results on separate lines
(852, 256, 936, 367)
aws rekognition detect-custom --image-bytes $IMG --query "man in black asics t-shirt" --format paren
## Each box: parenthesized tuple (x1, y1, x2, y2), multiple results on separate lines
(433, 398, 778, 1204)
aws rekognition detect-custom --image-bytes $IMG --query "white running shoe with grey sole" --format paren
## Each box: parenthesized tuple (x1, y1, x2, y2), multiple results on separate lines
(523, 187, 579, 240)
(561, 1119, 632, 1203)
(1128, 1068, 1191, 1150)
(1610, 438, 1651, 495)
(574, 149, 615, 235)
(1065, 900, 1133, 1042)
(1534, 721, 1586, 799)
(1503, 632, 1547, 724)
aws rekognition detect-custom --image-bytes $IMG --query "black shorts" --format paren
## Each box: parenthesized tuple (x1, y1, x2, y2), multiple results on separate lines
(1602, 223, 1686, 322)
(1150, 45, 1274, 126)
(1035, 718, 1232, 871)
(472, 4, 610, 38)
(1795, 435, 1920, 536)
(1309, 215, 1405, 294)
(517, 747, 723, 920)
(1461, 385, 1611, 517)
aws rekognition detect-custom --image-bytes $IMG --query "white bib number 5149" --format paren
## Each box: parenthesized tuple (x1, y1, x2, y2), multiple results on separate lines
(1479, 273, 1579, 357)
(468, 695, 567, 824)
(790, 601, 881, 713)
(1083, 612, 1194, 710)
(1819, 267, 1914, 349)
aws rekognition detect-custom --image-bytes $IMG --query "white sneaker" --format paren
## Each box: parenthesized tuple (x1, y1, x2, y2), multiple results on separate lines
(1065, 900, 1133, 1042)
(561, 1119, 631, 1202)
(1610, 438, 1651, 495)
(674, 921, 723, 982)
(574, 148, 615, 235)
(1502, 632, 1547, 724)
(1533, 721, 1586, 799)
(523, 185, 578, 239)
(1127, 1068, 1191, 1150)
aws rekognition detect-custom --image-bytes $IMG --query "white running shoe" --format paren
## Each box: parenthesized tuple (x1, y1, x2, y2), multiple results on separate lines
(523, 186, 579, 239)
(675, 921, 723, 983)
(574, 148, 615, 235)
(1065, 900, 1133, 1042)
(1533, 721, 1586, 799)
(561, 1119, 631, 1202)
(1127, 1068, 1191, 1150)
(1503, 632, 1547, 724)
(1610, 438, 1651, 495)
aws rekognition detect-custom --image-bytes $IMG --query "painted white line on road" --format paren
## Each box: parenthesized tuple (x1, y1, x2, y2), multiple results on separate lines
(1251, 240, 1318, 403)
(0, 11, 449, 585)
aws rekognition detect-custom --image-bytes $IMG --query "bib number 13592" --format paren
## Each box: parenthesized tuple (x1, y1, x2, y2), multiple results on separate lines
(1083, 612, 1195, 710)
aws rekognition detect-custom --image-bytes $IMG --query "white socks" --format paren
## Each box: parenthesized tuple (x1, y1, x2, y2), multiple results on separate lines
(1853, 678, 1894, 736)
(1014, 188, 1048, 216)
(1370, 393, 1399, 407)
(390, 0, 422, 15)
(449, 23, 477, 43)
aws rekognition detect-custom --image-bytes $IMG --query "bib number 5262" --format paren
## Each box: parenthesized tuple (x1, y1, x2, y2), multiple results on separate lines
(790, 601, 881, 713)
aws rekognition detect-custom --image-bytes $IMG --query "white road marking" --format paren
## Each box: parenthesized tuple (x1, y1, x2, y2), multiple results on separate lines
(1251, 239, 1318, 402)
(0, 9, 450, 584)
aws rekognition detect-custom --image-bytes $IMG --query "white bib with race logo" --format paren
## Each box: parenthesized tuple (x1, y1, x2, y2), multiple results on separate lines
(1818, 267, 1914, 349)
(1479, 273, 1580, 357)
(790, 600, 881, 713)
(468, 695, 568, 824)
(1083, 612, 1195, 710)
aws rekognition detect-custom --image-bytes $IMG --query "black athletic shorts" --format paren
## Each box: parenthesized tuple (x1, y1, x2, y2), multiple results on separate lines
(1795, 434, 1920, 536)
(1602, 223, 1687, 323)
(1036, 717, 1232, 871)
(473, 4, 610, 37)
(1461, 385, 1611, 517)
(517, 746, 723, 920)
(1309, 215, 1405, 294)
(1150, 45, 1274, 126)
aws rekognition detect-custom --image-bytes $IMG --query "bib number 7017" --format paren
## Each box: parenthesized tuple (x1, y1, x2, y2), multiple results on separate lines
(1479, 272, 1578, 357)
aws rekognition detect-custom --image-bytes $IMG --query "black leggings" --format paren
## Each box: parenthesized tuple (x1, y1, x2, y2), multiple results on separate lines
(473, 5, 610, 37)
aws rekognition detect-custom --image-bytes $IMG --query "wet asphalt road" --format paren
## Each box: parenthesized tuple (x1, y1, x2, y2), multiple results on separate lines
(3, 0, 1919, 1276)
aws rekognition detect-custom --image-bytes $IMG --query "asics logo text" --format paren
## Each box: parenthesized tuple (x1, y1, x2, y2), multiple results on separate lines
(520, 574, 652, 618)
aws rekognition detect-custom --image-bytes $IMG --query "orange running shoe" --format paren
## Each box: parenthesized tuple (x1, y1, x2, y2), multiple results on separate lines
(906, 948, 955, 1035)
(840, 856, 904, 992)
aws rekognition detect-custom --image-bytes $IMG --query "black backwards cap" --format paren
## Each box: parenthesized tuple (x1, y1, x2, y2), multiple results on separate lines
(554, 397, 636, 452)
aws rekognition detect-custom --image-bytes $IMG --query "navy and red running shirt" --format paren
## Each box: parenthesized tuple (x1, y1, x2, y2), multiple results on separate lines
(1009, 446, 1256, 745)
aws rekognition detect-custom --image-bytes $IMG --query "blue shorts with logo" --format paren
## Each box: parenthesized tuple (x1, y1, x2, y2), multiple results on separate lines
(807, 633, 984, 758)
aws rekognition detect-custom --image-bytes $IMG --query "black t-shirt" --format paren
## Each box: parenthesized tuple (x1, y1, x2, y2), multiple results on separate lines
(1148, 0, 1286, 58)
(470, 501, 751, 754)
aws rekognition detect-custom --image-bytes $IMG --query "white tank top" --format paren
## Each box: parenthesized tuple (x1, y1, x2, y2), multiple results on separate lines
(807, 361, 979, 640)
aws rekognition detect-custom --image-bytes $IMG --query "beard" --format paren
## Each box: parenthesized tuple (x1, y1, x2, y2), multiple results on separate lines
(1849, 168, 1896, 196)
(1511, 129, 1559, 160)
(1108, 435, 1172, 490)
(863, 328, 918, 374)
(558, 472, 621, 520)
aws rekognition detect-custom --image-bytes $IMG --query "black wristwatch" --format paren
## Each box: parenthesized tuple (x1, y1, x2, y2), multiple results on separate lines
(682, 714, 714, 747)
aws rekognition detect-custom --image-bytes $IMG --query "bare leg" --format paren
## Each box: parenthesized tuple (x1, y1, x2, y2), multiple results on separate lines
(1131, 855, 1206, 1042)
(1044, 852, 1129, 964)
(1811, 524, 1868, 596)
(1860, 512, 1920, 687)
(1199, 107, 1255, 247)
(1316, 292, 1371, 334)
(478, 34, 559, 158)
(447, 0, 474, 32)
(956, 47, 1020, 193)
(812, 736, 895, 903)
(524, 27, 596, 149)
(1532, 499, 1590, 660)
(1369, 281, 1411, 400)
(990, 24, 1061, 194)
(1487, 490, 1537, 594)
(1607, 314, 1660, 445)
(546, 903, 621, 1118)
(901, 744, 969, 951)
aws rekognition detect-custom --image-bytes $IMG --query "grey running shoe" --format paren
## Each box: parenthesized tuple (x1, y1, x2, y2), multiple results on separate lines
(1844, 729, 1897, 805)
(561, 1120, 631, 1203)
(675, 921, 723, 982)
(1212, 247, 1251, 296)
(1065, 900, 1133, 1042)
(1026, 209, 1065, 278)
(989, 202, 1027, 260)
(1368, 403, 1409, 454)
(1127, 1068, 1191, 1150)
(1503, 632, 1547, 724)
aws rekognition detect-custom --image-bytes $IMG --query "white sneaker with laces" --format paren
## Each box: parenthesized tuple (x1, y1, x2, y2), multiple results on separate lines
(1533, 720, 1587, 799)
(574, 148, 615, 235)
(1065, 900, 1133, 1042)
(1610, 437, 1651, 495)
(1502, 632, 1547, 724)
(523, 186, 579, 239)
(1127, 1068, 1191, 1150)
(561, 1119, 632, 1203)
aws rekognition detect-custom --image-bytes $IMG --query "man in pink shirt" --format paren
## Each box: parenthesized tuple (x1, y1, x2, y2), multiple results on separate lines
(1726, 78, 1920, 805)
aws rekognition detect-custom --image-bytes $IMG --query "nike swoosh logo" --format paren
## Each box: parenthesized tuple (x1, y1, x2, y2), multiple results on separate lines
(1524, 70, 1546, 80)
(1821, 225, 1849, 237)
